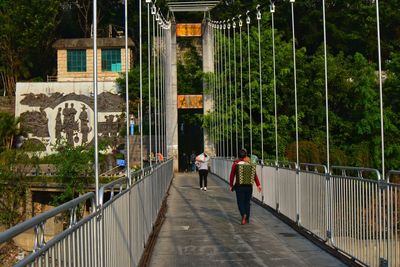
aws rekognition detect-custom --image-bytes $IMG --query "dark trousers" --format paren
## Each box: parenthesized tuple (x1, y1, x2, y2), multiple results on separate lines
(235, 186, 253, 221)
(199, 169, 208, 188)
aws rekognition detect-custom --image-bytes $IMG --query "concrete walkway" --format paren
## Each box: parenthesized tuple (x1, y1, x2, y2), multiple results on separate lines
(149, 173, 346, 267)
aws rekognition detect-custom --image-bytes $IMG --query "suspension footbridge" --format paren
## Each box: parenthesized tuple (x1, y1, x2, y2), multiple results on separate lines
(0, 0, 398, 266)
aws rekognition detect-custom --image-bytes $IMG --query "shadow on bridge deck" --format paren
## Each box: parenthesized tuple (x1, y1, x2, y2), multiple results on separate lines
(149, 173, 346, 267)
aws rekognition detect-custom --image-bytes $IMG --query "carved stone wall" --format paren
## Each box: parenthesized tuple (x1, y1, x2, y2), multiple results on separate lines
(15, 82, 125, 153)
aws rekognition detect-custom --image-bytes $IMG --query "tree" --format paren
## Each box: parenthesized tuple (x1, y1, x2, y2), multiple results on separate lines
(61, 0, 126, 38)
(177, 40, 204, 94)
(50, 142, 98, 204)
(0, 0, 62, 95)
(0, 150, 29, 228)
(0, 113, 22, 152)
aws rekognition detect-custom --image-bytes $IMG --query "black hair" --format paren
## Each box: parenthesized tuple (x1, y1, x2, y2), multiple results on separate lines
(238, 148, 247, 159)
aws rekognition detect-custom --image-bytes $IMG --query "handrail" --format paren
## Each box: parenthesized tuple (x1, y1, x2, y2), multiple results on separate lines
(0, 192, 95, 244)
(13, 212, 98, 267)
(262, 159, 277, 166)
(99, 176, 129, 205)
(386, 170, 400, 183)
(142, 165, 153, 176)
(211, 158, 393, 266)
(98, 164, 160, 206)
(330, 165, 381, 180)
(0, 159, 175, 265)
(277, 161, 297, 169)
(299, 163, 328, 174)
(100, 166, 125, 177)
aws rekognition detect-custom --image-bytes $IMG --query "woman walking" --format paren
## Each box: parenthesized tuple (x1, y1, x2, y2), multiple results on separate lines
(196, 152, 210, 191)
(229, 148, 262, 225)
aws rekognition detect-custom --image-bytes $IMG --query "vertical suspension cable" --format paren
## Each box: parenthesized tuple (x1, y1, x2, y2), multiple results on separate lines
(246, 11, 253, 156)
(211, 23, 215, 155)
(155, 16, 158, 158)
(210, 76, 213, 153)
(147, 0, 152, 168)
(219, 22, 224, 157)
(162, 23, 165, 157)
(228, 20, 233, 158)
(220, 22, 225, 157)
(160, 25, 165, 157)
(290, 0, 300, 225)
(375, 1, 385, 260)
(375, 0, 385, 179)
(270, 1, 278, 164)
(239, 15, 244, 149)
(152, 5, 157, 163)
(159, 22, 163, 158)
(257, 5, 264, 163)
(93, 0, 99, 207)
(220, 22, 223, 157)
(139, 0, 144, 170)
(290, 0, 299, 168)
(223, 21, 228, 157)
(215, 22, 220, 156)
(163, 25, 167, 157)
(215, 23, 219, 156)
(322, 0, 329, 171)
(157, 15, 161, 158)
(233, 18, 238, 157)
(216, 22, 219, 156)
(124, 1, 131, 261)
(211, 22, 218, 156)
(322, 0, 330, 240)
(209, 23, 214, 154)
(217, 22, 221, 157)
(124, 0, 131, 181)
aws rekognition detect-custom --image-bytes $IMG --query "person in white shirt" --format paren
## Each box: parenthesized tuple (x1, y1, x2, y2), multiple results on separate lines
(196, 152, 209, 191)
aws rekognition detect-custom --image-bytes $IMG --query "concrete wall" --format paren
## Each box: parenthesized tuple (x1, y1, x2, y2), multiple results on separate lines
(202, 21, 215, 156)
(166, 23, 179, 172)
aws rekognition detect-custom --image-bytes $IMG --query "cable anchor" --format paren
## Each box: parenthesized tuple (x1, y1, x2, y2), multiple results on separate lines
(256, 4, 261, 20)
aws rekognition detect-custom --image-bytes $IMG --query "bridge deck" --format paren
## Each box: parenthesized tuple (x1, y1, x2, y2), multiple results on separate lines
(149, 173, 345, 267)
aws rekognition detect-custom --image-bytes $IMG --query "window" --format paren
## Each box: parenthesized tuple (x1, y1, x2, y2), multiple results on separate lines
(102, 49, 121, 72)
(67, 49, 86, 72)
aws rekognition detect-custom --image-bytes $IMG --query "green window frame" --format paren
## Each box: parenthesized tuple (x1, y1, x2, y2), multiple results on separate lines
(67, 49, 86, 72)
(102, 48, 122, 72)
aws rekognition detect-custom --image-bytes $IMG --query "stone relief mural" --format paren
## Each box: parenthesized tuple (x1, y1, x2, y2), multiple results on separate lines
(17, 85, 125, 153)
(20, 92, 124, 112)
(20, 108, 50, 138)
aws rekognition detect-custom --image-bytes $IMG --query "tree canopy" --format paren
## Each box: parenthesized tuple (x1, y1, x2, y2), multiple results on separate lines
(1, 0, 400, 171)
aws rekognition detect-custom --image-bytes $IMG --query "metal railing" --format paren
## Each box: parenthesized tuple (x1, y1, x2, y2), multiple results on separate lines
(0, 159, 174, 267)
(211, 157, 400, 267)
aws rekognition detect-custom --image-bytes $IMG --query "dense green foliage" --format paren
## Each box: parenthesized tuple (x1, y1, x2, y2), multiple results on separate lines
(0, 150, 28, 227)
(48, 142, 100, 204)
(0, 113, 22, 152)
(0, 0, 399, 172)
(177, 40, 204, 94)
(0, 146, 44, 227)
(205, 4, 400, 172)
(0, 0, 62, 95)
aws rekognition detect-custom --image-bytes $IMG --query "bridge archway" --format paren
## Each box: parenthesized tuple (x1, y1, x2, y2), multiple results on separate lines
(165, 19, 216, 172)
